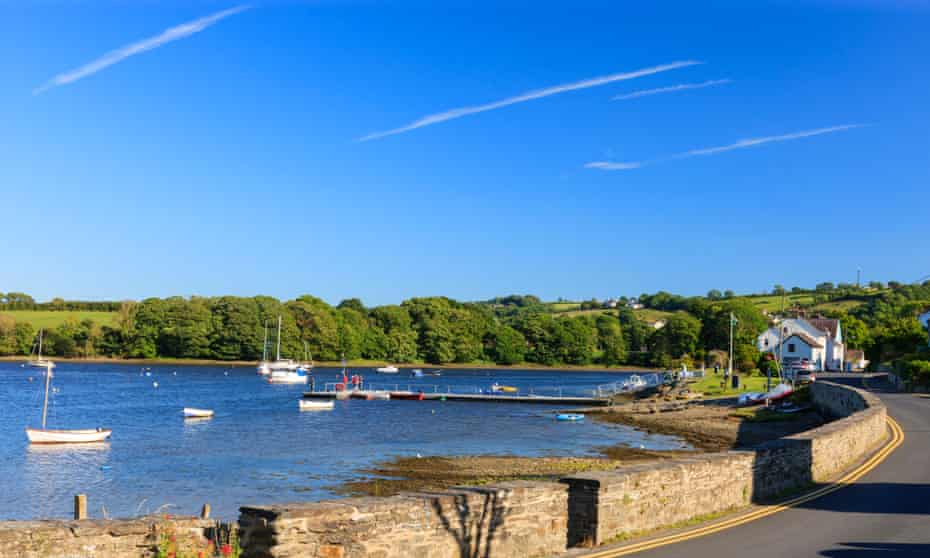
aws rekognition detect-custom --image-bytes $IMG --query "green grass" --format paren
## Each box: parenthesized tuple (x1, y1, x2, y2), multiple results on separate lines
(0, 310, 118, 329)
(688, 372, 771, 397)
(547, 302, 582, 312)
(633, 308, 675, 323)
(745, 293, 815, 312)
(811, 299, 866, 313)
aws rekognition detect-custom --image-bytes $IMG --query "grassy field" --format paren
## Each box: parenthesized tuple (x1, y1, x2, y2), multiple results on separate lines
(688, 372, 771, 397)
(0, 310, 118, 329)
(810, 299, 867, 313)
(746, 293, 815, 312)
(547, 302, 582, 312)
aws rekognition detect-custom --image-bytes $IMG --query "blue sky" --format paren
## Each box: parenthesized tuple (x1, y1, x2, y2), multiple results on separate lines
(2, 0, 928, 305)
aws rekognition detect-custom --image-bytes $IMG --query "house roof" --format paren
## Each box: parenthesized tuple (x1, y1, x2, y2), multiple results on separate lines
(808, 318, 839, 339)
(784, 332, 824, 349)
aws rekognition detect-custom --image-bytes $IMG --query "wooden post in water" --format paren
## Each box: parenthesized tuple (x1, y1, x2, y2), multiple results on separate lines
(74, 494, 87, 520)
(200, 504, 211, 520)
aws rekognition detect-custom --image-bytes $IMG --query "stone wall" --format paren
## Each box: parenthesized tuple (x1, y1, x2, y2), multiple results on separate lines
(560, 380, 888, 545)
(0, 516, 213, 558)
(239, 481, 567, 558)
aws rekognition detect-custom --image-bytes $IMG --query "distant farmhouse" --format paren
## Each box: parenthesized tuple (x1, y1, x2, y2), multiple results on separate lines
(757, 317, 847, 371)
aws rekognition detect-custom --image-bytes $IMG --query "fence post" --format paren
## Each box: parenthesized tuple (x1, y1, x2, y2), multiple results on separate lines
(74, 494, 87, 520)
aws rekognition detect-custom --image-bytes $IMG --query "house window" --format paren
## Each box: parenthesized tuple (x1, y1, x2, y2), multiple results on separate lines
(788, 343, 796, 353)
(764, 339, 769, 347)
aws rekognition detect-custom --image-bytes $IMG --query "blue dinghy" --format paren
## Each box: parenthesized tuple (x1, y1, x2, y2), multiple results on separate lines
(556, 413, 584, 422)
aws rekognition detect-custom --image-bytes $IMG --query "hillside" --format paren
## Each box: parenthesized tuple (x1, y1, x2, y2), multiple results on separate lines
(0, 310, 118, 329)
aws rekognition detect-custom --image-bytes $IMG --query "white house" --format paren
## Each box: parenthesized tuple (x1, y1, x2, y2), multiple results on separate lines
(757, 317, 845, 371)
(845, 349, 869, 371)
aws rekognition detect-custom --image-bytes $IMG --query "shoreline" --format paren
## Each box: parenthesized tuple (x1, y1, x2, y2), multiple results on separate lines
(0, 355, 658, 373)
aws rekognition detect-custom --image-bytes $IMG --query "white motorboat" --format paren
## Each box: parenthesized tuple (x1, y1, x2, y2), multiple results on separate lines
(376, 365, 399, 374)
(299, 399, 335, 411)
(27, 329, 55, 369)
(26, 364, 111, 445)
(183, 407, 214, 418)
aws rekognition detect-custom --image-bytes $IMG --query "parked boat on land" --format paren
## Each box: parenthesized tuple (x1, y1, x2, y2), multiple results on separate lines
(26, 364, 112, 444)
(376, 365, 399, 374)
(299, 399, 334, 411)
(183, 408, 214, 419)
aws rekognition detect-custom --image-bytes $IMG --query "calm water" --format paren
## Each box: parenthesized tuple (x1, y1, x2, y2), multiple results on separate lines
(0, 362, 687, 520)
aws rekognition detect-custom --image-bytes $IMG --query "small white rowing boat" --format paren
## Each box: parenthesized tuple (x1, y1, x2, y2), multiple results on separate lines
(26, 428, 112, 444)
(183, 407, 214, 418)
(299, 399, 335, 411)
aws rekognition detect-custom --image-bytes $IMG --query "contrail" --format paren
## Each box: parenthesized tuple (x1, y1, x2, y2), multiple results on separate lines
(584, 124, 866, 171)
(611, 79, 730, 101)
(34, 5, 249, 95)
(359, 60, 702, 141)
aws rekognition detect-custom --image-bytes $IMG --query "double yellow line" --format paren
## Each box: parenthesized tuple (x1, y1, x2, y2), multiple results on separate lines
(582, 415, 905, 558)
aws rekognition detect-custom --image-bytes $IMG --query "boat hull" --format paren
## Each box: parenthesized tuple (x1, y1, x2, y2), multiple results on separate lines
(26, 428, 112, 444)
(299, 400, 334, 410)
(183, 408, 214, 418)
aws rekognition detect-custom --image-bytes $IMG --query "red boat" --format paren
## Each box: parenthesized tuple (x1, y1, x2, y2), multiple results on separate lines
(389, 391, 425, 401)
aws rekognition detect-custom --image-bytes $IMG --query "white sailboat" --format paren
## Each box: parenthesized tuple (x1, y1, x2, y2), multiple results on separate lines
(267, 316, 309, 384)
(257, 321, 272, 376)
(27, 329, 56, 369)
(26, 364, 112, 444)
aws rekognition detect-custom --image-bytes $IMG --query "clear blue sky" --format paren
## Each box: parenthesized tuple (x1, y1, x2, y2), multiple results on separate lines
(2, 0, 928, 306)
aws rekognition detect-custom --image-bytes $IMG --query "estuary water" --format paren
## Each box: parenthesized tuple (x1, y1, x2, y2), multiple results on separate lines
(0, 362, 687, 520)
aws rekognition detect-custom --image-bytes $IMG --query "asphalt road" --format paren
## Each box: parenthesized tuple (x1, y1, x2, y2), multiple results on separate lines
(626, 375, 930, 558)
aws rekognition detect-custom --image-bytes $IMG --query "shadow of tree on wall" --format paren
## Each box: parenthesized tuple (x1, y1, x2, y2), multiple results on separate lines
(820, 542, 930, 557)
(428, 486, 512, 558)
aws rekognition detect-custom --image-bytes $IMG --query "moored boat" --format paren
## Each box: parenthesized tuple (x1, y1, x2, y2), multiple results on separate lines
(376, 365, 400, 374)
(490, 383, 518, 393)
(183, 407, 214, 418)
(299, 399, 335, 411)
(26, 428, 112, 444)
(26, 363, 111, 445)
(555, 413, 584, 422)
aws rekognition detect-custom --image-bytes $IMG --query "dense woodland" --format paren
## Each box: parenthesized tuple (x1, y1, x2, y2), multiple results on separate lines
(1, 282, 928, 384)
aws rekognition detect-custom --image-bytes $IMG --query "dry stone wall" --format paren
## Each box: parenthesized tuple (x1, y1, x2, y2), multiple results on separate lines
(238, 481, 567, 558)
(0, 516, 213, 558)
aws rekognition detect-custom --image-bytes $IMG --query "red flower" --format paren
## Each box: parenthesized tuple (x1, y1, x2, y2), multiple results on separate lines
(198, 552, 204, 558)
(170, 535, 177, 543)
(221, 543, 232, 556)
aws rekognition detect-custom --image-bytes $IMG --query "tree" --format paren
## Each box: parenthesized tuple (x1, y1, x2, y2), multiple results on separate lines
(486, 325, 526, 365)
(657, 312, 702, 358)
(595, 314, 626, 366)
(723, 290, 735, 299)
(707, 290, 723, 300)
(816, 282, 836, 292)
(773, 285, 786, 295)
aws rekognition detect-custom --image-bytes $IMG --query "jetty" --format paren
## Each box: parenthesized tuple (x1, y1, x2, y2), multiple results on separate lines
(302, 389, 610, 406)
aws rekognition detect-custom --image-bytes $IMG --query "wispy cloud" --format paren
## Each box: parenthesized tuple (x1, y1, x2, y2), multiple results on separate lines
(34, 5, 249, 95)
(585, 124, 866, 171)
(584, 161, 643, 171)
(359, 60, 702, 141)
(611, 79, 730, 101)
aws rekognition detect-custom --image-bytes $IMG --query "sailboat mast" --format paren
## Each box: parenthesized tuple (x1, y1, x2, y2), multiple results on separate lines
(262, 321, 269, 361)
(276, 316, 282, 361)
(41, 363, 52, 429)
